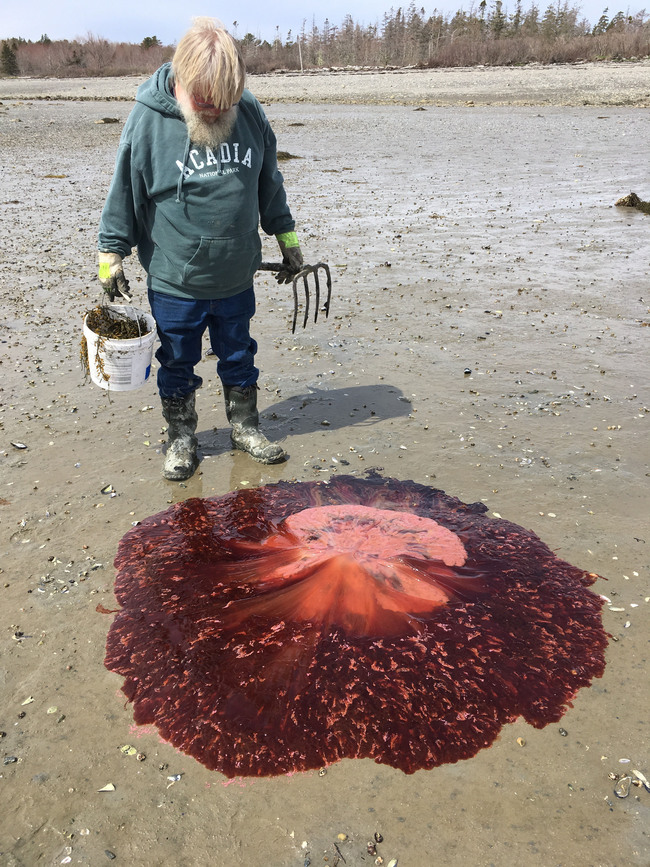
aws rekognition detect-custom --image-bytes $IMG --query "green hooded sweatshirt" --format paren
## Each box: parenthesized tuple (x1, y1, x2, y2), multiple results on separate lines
(98, 63, 295, 299)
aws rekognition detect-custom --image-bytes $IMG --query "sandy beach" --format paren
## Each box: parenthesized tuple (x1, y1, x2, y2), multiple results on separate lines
(1, 64, 649, 865)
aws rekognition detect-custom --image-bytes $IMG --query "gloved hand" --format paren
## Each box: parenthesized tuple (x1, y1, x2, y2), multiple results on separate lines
(275, 231, 304, 284)
(98, 251, 132, 302)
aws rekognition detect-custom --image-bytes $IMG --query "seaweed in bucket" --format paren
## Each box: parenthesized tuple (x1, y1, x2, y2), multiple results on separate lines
(80, 305, 152, 382)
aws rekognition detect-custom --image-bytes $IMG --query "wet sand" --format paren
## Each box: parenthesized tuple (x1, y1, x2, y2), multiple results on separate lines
(1, 67, 649, 866)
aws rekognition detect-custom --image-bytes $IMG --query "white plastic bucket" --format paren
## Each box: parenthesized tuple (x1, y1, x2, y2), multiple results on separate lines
(83, 306, 156, 392)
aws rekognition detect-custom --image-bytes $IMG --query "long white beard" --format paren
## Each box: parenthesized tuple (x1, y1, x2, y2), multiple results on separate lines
(180, 104, 238, 149)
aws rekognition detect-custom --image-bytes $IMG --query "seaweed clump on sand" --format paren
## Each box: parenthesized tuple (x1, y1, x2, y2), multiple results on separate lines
(615, 192, 650, 215)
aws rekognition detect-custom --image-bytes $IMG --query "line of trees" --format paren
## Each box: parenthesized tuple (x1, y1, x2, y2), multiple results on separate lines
(245, 3, 650, 70)
(1, 33, 171, 78)
(2, 4, 649, 78)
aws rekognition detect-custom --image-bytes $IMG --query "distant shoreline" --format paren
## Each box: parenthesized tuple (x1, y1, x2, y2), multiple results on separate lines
(1, 61, 649, 106)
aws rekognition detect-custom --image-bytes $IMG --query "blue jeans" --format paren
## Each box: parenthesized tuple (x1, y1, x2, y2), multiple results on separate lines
(148, 287, 259, 399)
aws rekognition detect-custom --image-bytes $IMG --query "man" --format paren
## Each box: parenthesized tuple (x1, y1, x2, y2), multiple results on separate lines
(98, 18, 303, 481)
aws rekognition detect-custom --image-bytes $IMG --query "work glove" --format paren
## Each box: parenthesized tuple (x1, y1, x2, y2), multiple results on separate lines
(98, 251, 132, 302)
(275, 231, 304, 284)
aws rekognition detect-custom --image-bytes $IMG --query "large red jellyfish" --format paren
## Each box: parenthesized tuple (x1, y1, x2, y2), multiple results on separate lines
(104, 474, 608, 778)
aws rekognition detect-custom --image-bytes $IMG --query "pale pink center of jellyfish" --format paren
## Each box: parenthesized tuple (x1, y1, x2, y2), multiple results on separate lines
(229, 504, 471, 637)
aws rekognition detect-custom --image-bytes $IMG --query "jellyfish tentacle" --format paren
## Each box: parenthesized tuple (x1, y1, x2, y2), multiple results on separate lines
(396, 556, 488, 602)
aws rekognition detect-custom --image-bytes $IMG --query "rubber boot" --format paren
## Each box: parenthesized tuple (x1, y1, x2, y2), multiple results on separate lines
(223, 384, 286, 464)
(161, 392, 199, 481)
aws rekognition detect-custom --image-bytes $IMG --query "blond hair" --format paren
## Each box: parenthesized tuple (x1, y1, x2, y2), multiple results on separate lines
(172, 18, 245, 110)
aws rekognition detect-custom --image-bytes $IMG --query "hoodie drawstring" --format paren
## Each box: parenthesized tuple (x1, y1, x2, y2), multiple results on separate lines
(176, 135, 191, 203)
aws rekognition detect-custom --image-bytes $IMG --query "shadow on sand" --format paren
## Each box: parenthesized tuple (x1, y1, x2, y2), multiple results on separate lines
(197, 383, 412, 458)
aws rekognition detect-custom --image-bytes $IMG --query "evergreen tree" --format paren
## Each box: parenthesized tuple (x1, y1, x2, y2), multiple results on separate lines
(510, 0, 524, 34)
(491, 0, 508, 37)
(522, 4, 540, 35)
(141, 35, 161, 50)
(1, 41, 19, 76)
(593, 8, 610, 33)
(541, 3, 559, 38)
(607, 11, 627, 29)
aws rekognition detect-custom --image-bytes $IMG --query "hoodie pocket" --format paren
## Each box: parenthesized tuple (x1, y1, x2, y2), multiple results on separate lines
(181, 229, 262, 290)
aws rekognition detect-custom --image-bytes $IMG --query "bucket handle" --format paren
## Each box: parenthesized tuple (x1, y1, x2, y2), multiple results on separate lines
(132, 306, 143, 340)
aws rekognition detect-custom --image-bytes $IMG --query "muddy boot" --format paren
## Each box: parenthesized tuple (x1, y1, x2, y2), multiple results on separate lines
(223, 384, 286, 464)
(161, 392, 199, 481)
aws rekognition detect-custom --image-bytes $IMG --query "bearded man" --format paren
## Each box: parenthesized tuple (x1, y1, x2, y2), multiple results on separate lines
(97, 18, 303, 480)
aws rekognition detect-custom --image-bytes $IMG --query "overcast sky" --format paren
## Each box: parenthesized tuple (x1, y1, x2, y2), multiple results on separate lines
(1, 0, 634, 45)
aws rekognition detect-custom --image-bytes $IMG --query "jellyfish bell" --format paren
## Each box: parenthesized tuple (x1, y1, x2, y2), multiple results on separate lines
(222, 504, 484, 638)
(104, 474, 608, 778)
